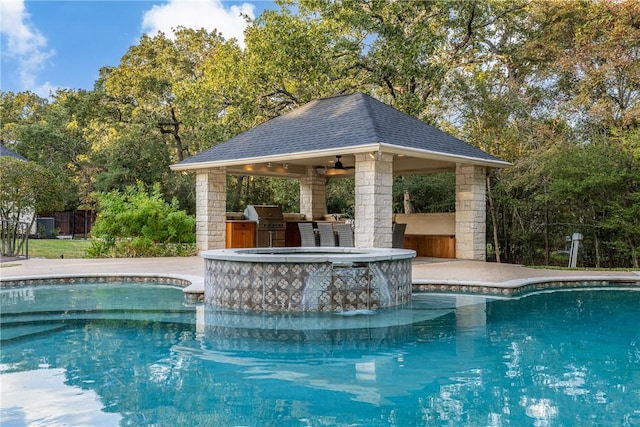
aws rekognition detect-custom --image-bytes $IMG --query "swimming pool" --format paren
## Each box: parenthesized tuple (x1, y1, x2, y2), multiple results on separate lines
(1, 282, 639, 426)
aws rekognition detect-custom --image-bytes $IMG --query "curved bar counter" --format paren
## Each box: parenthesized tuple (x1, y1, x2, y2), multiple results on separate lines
(202, 247, 416, 312)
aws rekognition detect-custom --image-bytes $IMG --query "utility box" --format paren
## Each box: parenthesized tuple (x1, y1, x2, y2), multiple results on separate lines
(569, 232, 583, 268)
(36, 217, 55, 238)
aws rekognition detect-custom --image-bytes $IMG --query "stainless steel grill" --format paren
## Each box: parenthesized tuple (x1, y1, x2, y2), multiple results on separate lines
(243, 205, 286, 247)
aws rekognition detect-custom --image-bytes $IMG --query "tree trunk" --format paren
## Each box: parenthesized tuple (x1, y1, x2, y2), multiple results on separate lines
(486, 174, 501, 263)
(543, 197, 550, 265)
(403, 190, 415, 214)
(232, 176, 245, 212)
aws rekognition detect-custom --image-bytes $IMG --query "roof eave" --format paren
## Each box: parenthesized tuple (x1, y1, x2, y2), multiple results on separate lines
(170, 144, 383, 171)
(377, 143, 512, 169)
(171, 142, 511, 172)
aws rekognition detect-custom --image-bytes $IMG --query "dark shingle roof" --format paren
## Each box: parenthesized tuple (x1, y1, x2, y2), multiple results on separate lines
(175, 92, 506, 167)
(0, 145, 27, 161)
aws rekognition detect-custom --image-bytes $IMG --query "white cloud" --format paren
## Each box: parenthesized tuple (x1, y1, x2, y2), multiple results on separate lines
(1, 369, 122, 426)
(0, 0, 55, 94)
(141, 0, 255, 46)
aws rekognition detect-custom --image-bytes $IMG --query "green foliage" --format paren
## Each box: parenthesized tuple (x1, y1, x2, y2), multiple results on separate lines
(91, 124, 171, 194)
(89, 183, 195, 258)
(326, 179, 355, 217)
(0, 157, 64, 222)
(393, 174, 455, 213)
(494, 130, 640, 267)
(270, 178, 300, 213)
(0, 91, 47, 147)
(225, 176, 300, 213)
(0, 157, 64, 256)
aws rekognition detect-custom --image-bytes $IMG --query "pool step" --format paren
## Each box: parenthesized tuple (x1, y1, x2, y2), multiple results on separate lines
(1, 323, 68, 341)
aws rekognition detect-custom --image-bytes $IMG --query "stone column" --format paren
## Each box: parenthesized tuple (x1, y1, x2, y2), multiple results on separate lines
(300, 168, 327, 220)
(455, 164, 486, 260)
(354, 152, 394, 248)
(195, 168, 227, 251)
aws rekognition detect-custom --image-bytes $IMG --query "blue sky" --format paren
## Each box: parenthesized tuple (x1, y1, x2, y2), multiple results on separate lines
(1, 0, 276, 97)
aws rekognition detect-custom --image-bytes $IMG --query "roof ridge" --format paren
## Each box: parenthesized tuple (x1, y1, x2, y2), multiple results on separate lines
(354, 92, 384, 143)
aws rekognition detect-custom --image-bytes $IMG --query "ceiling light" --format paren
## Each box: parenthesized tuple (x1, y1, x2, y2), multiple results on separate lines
(324, 167, 347, 176)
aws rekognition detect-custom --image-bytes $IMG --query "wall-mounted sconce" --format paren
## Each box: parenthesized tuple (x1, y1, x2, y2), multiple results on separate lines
(266, 162, 272, 168)
(283, 163, 288, 169)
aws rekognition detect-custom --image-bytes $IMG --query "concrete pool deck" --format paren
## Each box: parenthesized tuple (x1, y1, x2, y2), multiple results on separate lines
(1, 256, 638, 295)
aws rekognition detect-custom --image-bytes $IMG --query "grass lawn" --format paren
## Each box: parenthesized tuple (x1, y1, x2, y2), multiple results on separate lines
(27, 238, 93, 259)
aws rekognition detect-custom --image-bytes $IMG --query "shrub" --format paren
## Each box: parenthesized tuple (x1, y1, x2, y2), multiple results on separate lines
(88, 182, 196, 257)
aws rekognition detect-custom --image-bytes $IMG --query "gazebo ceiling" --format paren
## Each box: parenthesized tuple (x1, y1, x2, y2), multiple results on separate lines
(171, 92, 511, 178)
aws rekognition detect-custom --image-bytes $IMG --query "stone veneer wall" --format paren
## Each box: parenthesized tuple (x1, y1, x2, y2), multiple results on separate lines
(205, 257, 412, 312)
(354, 152, 394, 248)
(455, 164, 486, 260)
(300, 169, 327, 220)
(195, 168, 227, 251)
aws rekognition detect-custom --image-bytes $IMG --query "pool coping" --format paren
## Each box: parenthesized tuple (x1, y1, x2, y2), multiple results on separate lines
(202, 247, 416, 263)
(0, 273, 203, 291)
(1, 271, 638, 299)
(413, 275, 640, 297)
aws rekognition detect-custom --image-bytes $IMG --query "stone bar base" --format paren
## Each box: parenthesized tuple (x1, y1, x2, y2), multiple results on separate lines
(202, 248, 415, 312)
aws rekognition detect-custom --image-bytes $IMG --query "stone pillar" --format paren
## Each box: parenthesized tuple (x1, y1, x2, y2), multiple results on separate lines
(455, 164, 486, 260)
(195, 168, 227, 251)
(300, 168, 327, 220)
(354, 152, 394, 248)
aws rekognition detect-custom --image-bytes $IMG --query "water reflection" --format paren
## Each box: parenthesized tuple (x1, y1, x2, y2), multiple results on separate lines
(1, 286, 639, 426)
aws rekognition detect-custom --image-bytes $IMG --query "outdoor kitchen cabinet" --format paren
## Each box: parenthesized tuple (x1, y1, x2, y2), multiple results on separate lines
(225, 221, 256, 248)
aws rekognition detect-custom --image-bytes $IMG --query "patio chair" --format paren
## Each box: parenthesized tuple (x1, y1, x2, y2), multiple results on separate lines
(392, 223, 407, 248)
(336, 223, 354, 247)
(297, 222, 317, 247)
(318, 223, 337, 246)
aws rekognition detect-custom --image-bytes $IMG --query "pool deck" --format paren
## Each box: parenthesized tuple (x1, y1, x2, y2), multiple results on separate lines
(1, 256, 638, 295)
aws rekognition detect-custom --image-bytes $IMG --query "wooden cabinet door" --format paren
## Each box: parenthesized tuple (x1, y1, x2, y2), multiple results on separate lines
(225, 222, 256, 248)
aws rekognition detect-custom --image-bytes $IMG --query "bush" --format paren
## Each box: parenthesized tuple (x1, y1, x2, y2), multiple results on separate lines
(88, 182, 196, 257)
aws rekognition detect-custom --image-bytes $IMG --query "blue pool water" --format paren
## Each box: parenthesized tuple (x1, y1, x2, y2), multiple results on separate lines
(1, 283, 639, 426)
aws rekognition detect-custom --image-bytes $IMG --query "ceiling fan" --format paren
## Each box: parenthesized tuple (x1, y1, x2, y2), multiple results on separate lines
(332, 155, 354, 170)
(326, 155, 355, 175)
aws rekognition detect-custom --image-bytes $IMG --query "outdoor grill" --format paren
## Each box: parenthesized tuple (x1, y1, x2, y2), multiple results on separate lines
(243, 205, 286, 247)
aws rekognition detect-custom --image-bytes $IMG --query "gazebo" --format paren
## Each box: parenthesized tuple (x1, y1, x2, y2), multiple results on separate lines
(171, 92, 510, 260)
(0, 145, 27, 161)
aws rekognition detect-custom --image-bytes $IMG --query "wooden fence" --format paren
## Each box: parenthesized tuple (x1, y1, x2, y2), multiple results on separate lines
(44, 210, 96, 237)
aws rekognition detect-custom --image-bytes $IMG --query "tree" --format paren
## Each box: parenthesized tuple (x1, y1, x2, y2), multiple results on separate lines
(102, 29, 237, 162)
(243, 7, 365, 116)
(13, 89, 107, 209)
(544, 134, 640, 267)
(545, 0, 640, 133)
(0, 91, 47, 148)
(0, 157, 64, 256)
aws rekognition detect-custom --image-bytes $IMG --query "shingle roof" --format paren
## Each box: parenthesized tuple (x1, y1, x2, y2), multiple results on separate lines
(0, 145, 27, 161)
(175, 92, 507, 167)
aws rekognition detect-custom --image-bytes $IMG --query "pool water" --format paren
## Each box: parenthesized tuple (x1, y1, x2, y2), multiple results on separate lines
(1, 283, 639, 426)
